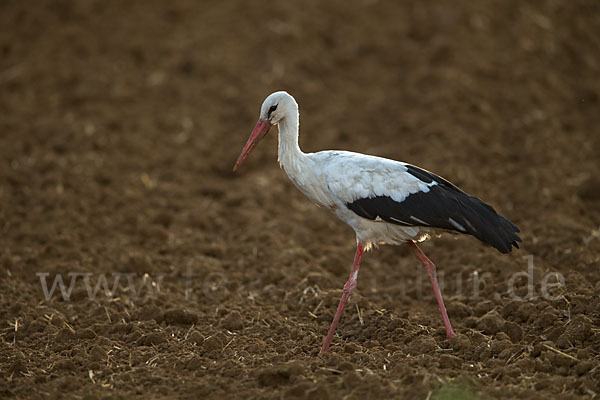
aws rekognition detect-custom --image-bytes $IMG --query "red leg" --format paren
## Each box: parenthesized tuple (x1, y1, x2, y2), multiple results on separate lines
(320, 242, 364, 353)
(407, 241, 455, 339)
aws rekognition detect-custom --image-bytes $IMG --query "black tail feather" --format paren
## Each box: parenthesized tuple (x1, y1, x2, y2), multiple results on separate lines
(346, 185, 522, 254)
(460, 195, 522, 254)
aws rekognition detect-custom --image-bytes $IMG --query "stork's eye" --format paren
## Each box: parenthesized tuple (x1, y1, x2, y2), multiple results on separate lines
(268, 104, 278, 118)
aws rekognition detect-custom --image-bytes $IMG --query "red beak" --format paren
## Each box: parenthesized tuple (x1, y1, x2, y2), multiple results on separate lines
(233, 119, 272, 172)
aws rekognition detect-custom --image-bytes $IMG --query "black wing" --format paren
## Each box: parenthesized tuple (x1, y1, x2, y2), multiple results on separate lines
(346, 164, 522, 254)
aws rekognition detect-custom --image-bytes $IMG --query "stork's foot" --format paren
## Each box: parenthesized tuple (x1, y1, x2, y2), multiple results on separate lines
(406, 241, 456, 340)
(320, 243, 365, 353)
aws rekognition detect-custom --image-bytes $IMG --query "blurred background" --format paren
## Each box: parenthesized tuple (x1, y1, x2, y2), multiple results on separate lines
(1, 0, 599, 398)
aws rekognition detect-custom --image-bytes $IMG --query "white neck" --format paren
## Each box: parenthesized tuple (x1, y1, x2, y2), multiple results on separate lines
(271, 95, 330, 209)
(277, 106, 306, 172)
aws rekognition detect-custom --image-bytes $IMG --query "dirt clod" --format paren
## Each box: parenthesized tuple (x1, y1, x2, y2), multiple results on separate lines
(187, 331, 205, 345)
(447, 301, 472, 318)
(344, 342, 361, 354)
(77, 328, 97, 340)
(89, 345, 107, 361)
(474, 300, 495, 317)
(449, 334, 472, 352)
(257, 362, 305, 387)
(135, 305, 164, 323)
(164, 309, 198, 325)
(138, 332, 167, 346)
(438, 354, 462, 369)
(409, 336, 437, 354)
(9, 359, 28, 376)
(503, 321, 523, 342)
(220, 310, 245, 331)
(202, 336, 224, 352)
(561, 315, 593, 345)
(53, 359, 76, 371)
(478, 311, 505, 335)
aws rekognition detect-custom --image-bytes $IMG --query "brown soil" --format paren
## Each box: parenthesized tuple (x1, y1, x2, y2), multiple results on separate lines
(1, 0, 600, 399)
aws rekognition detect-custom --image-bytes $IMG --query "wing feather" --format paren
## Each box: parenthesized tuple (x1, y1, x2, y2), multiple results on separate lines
(315, 151, 521, 254)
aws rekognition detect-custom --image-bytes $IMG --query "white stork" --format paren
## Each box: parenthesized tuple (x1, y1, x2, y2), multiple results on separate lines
(233, 91, 521, 353)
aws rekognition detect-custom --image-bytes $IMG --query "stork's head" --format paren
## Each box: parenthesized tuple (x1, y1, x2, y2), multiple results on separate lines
(233, 91, 296, 172)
